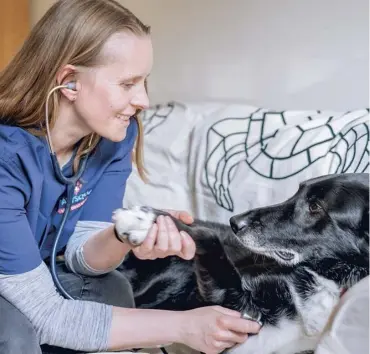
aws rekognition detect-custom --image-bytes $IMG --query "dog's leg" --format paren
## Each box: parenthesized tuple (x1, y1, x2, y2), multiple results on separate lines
(190, 228, 245, 306)
(113, 206, 244, 304)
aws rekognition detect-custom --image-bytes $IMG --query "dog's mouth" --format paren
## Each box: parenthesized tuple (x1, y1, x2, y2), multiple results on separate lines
(274, 250, 295, 261)
(233, 234, 298, 264)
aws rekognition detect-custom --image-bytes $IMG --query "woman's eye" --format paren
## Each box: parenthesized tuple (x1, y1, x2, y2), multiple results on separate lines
(309, 202, 321, 213)
(122, 83, 135, 90)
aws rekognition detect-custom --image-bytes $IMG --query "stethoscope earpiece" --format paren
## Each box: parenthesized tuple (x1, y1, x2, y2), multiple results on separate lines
(65, 81, 77, 91)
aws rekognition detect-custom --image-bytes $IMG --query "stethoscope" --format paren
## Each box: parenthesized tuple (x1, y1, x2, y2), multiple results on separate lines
(45, 82, 89, 300)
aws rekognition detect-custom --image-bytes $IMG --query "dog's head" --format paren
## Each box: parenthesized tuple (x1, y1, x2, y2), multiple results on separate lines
(230, 173, 369, 266)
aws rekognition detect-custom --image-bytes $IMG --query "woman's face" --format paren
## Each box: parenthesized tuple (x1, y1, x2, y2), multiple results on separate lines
(75, 32, 152, 142)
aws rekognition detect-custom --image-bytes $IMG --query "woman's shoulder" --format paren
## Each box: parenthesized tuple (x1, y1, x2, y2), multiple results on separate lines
(0, 124, 46, 164)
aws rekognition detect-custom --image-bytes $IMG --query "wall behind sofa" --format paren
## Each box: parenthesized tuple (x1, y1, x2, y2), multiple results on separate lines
(30, 0, 369, 111)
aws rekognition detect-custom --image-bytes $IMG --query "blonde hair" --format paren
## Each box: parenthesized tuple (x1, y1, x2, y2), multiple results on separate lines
(0, 0, 149, 180)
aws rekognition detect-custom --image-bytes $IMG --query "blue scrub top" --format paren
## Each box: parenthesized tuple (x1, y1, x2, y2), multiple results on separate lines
(0, 118, 137, 275)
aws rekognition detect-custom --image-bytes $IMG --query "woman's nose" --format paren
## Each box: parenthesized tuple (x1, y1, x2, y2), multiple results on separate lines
(131, 84, 149, 110)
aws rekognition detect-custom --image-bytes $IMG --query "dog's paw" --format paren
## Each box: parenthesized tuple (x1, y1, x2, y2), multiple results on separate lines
(112, 206, 156, 246)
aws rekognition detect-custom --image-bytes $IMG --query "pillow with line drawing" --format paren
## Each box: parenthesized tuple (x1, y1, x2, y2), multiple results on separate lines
(124, 101, 370, 224)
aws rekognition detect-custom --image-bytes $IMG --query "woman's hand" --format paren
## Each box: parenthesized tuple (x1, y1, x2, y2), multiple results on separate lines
(165, 209, 194, 224)
(178, 306, 261, 353)
(131, 209, 196, 261)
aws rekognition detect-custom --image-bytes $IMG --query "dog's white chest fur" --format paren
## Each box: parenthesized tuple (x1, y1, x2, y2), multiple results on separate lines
(228, 317, 317, 354)
(230, 274, 340, 354)
(291, 270, 341, 337)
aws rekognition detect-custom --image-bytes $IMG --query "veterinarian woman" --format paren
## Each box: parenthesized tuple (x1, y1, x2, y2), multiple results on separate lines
(0, 1, 260, 353)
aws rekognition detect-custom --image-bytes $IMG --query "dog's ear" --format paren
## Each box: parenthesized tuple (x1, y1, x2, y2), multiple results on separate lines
(359, 198, 369, 241)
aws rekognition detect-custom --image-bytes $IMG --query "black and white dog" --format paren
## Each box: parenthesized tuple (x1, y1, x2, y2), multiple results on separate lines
(114, 173, 369, 354)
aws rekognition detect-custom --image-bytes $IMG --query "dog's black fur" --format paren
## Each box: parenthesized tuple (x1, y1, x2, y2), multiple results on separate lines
(119, 173, 369, 331)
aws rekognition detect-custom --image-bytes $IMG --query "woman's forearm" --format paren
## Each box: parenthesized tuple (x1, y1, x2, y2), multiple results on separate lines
(109, 307, 184, 350)
(83, 225, 132, 271)
(0, 261, 186, 352)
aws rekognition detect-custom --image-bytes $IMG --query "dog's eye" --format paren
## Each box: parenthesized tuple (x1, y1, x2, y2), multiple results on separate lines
(309, 202, 322, 213)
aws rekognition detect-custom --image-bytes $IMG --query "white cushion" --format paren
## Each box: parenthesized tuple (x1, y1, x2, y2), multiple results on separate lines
(124, 101, 369, 225)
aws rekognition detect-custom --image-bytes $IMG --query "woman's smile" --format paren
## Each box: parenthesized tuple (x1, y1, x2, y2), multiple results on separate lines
(115, 114, 131, 126)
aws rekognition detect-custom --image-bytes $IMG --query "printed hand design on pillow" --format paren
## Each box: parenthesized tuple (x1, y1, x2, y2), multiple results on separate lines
(205, 109, 369, 211)
(140, 102, 176, 135)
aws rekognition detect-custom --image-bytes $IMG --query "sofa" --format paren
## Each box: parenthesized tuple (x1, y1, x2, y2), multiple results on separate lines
(121, 101, 369, 354)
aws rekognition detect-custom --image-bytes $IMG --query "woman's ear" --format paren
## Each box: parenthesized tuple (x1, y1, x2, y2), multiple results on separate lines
(56, 64, 79, 101)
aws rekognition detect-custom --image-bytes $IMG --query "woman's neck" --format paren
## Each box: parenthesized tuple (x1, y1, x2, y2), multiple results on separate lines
(50, 101, 91, 165)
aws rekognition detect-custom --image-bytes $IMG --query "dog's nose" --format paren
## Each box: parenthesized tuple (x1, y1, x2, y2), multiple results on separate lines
(230, 214, 248, 234)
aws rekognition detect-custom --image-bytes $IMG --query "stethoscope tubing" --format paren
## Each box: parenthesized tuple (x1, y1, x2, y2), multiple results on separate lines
(45, 84, 89, 300)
